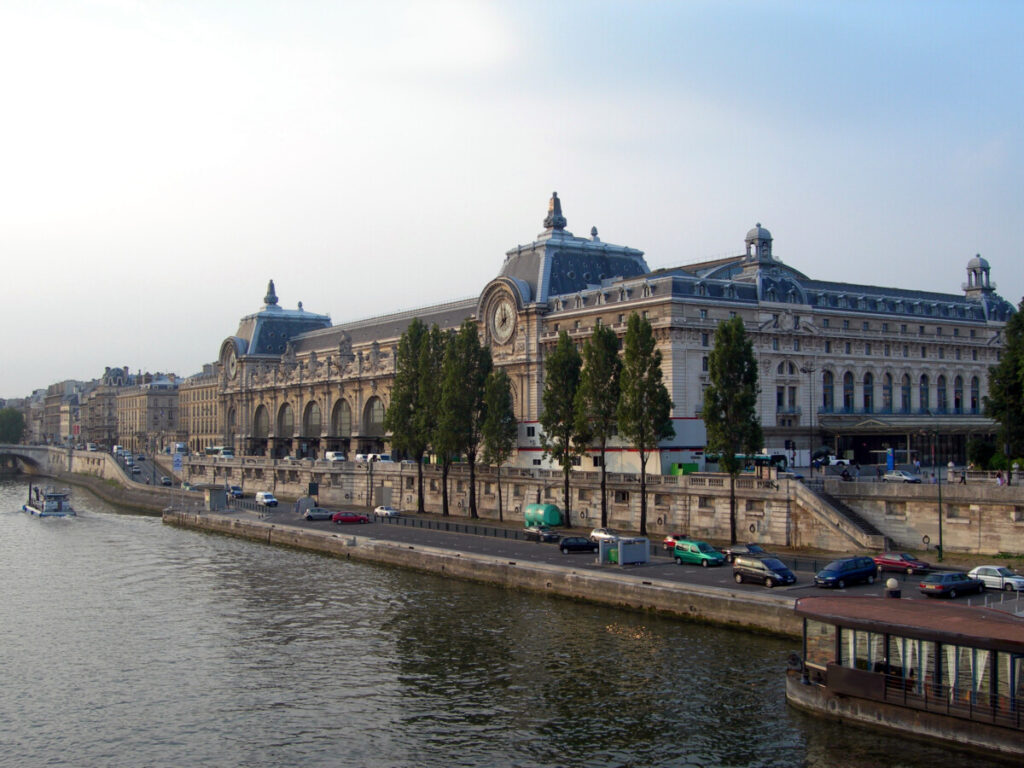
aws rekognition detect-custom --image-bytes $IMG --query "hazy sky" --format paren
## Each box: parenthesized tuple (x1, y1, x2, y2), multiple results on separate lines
(2, 0, 1021, 399)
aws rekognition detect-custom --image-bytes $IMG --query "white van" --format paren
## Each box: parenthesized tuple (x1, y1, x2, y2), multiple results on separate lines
(369, 453, 393, 463)
(255, 491, 278, 507)
(324, 451, 346, 462)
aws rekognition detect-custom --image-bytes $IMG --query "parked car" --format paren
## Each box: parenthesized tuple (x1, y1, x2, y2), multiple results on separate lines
(732, 555, 796, 588)
(919, 571, 985, 599)
(255, 491, 278, 507)
(524, 526, 561, 543)
(333, 511, 370, 524)
(130, 466, 141, 474)
(589, 528, 619, 543)
(873, 552, 930, 574)
(721, 542, 767, 563)
(304, 507, 334, 521)
(828, 457, 849, 466)
(814, 556, 877, 588)
(227, 485, 244, 499)
(967, 565, 1024, 591)
(559, 536, 599, 554)
(160, 476, 172, 486)
(182, 481, 197, 492)
(672, 540, 726, 567)
(882, 470, 922, 483)
(373, 505, 401, 518)
(136, 454, 145, 461)
(662, 532, 688, 551)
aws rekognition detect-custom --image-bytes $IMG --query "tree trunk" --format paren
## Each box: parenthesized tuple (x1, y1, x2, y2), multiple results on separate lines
(441, 460, 450, 516)
(562, 460, 571, 528)
(496, 465, 503, 523)
(599, 441, 608, 528)
(416, 456, 425, 513)
(729, 473, 737, 544)
(468, 450, 478, 518)
(639, 451, 648, 536)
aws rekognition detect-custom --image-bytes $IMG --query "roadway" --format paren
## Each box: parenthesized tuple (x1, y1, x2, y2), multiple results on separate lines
(240, 505, 984, 606)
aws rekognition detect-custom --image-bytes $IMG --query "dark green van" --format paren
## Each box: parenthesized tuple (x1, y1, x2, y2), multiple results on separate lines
(672, 539, 726, 567)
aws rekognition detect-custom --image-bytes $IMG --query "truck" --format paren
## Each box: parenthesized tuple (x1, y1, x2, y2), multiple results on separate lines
(523, 503, 563, 528)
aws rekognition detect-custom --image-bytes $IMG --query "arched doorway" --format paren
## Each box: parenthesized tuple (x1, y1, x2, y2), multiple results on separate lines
(329, 399, 352, 455)
(252, 405, 270, 456)
(301, 401, 322, 459)
(276, 403, 295, 459)
(359, 396, 386, 454)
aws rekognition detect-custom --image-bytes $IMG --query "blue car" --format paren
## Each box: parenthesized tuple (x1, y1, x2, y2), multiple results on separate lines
(814, 556, 877, 589)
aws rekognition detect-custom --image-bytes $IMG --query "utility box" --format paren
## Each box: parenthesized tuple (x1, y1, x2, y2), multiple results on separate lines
(204, 487, 227, 511)
(523, 503, 563, 527)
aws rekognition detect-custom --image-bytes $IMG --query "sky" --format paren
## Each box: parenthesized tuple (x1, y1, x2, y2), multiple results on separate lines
(2, 0, 1022, 399)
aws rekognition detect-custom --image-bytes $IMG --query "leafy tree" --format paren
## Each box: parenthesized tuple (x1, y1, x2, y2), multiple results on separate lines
(437, 320, 492, 518)
(617, 313, 674, 536)
(384, 318, 432, 512)
(482, 369, 517, 522)
(966, 438, 997, 470)
(540, 331, 583, 526)
(703, 315, 763, 544)
(984, 299, 1024, 474)
(0, 407, 26, 444)
(574, 323, 621, 527)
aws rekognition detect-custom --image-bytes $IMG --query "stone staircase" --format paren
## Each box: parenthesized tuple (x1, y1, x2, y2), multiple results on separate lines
(793, 481, 887, 550)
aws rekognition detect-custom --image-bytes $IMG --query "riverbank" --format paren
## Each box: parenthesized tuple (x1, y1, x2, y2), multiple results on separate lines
(162, 509, 803, 638)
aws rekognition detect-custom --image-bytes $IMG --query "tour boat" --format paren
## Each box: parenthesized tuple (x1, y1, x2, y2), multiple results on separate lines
(22, 484, 76, 517)
(787, 595, 1024, 759)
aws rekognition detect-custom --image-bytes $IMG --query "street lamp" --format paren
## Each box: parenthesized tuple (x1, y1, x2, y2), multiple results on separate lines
(920, 429, 944, 562)
(800, 365, 816, 470)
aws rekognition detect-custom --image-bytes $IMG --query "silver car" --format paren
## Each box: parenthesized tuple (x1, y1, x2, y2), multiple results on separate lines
(303, 507, 334, 521)
(589, 527, 619, 543)
(883, 470, 922, 483)
(374, 505, 401, 518)
(967, 565, 1024, 591)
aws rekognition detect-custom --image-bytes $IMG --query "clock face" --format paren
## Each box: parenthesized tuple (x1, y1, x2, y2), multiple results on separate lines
(228, 349, 238, 379)
(491, 297, 516, 344)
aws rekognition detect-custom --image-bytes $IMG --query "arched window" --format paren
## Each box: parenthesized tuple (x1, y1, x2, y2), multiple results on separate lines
(363, 396, 385, 436)
(953, 376, 963, 414)
(970, 376, 980, 414)
(936, 375, 948, 413)
(253, 405, 269, 439)
(901, 374, 911, 413)
(919, 375, 930, 413)
(822, 371, 834, 412)
(278, 403, 294, 438)
(303, 401, 322, 436)
(881, 373, 892, 413)
(228, 407, 236, 431)
(331, 399, 352, 436)
(842, 372, 854, 412)
(863, 372, 874, 413)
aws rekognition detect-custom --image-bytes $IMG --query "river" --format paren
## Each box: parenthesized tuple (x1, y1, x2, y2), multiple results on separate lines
(0, 479, 1010, 767)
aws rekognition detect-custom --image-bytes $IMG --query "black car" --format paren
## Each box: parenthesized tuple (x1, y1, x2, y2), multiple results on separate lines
(524, 526, 561, 543)
(559, 536, 598, 554)
(160, 476, 172, 486)
(919, 571, 985, 599)
(814, 556, 877, 589)
(722, 542, 767, 563)
(732, 555, 796, 588)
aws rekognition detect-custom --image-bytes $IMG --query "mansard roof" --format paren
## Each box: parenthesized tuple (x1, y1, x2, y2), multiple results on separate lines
(233, 279, 332, 357)
(498, 192, 650, 304)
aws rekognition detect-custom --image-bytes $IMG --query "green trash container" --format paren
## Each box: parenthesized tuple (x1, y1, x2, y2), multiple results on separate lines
(608, 548, 619, 564)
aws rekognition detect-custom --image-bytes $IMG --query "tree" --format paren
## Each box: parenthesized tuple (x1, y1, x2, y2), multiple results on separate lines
(0, 407, 26, 444)
(540, 331, 583, 526)
(617, 313, 674, 536)
(702, 315, 763, 544)
(437, 320, 492, 518)
(384, 318, 432, 512)
(574, 323, 621, 527)
(482, 369, 517, 522)
(984, 299, 1024, 474)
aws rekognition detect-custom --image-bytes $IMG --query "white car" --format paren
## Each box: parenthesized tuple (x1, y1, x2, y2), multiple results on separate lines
(255, 491, 278, 507)
(589, 527, 619, 543)
(883, 470, 922, 483)
(374, 505, 400, 518)
(967, 565, 1024, 591)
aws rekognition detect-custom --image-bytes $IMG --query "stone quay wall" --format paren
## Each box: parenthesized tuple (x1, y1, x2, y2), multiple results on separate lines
(163, 510, 802, 638)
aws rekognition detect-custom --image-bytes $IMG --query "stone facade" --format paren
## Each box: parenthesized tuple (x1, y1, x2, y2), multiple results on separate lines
(207, 194, 1012, 472)
(179, 364, 220, 454)
(116, 374, 180, 453)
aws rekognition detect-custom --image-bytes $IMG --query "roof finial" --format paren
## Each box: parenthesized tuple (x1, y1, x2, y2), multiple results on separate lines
(543, 191, 567, 230)
(264, 279, 279, 306)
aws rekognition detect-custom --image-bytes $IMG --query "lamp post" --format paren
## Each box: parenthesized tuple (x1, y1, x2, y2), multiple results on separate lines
(800, 365, 816, 470)
(931, 431, 944, 562)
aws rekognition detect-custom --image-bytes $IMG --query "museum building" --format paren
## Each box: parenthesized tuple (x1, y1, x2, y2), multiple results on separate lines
(209, 193, 1014, 470)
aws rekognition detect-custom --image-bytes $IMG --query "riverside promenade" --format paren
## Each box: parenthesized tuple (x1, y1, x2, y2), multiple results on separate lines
(163, 506, 805, 638)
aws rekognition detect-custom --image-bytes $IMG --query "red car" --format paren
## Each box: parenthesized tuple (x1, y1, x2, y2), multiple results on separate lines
(662, 533, 687, 551)
(872, 552, 930, 574)
(332, 511, 370, 524)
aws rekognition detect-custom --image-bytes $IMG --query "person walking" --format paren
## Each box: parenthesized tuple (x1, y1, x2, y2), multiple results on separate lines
(959, 469, 966, 485)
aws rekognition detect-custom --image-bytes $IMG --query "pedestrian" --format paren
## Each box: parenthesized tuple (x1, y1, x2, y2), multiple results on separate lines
(930, 473, 937, 484)
(853, 463, 860, 479)
(914, 458, 921, 474)
(876, 466, 883, 481)
(996, 471, 1004, 486)
(959, 470, 966, 485)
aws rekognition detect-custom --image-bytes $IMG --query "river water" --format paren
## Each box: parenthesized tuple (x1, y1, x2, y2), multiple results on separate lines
(0, 479, 1010, 768)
